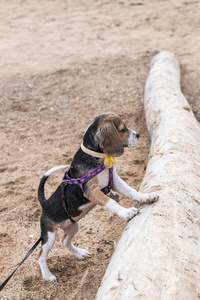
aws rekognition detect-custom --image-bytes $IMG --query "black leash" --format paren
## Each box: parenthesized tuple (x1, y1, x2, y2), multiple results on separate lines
(0, 237, 42, 292)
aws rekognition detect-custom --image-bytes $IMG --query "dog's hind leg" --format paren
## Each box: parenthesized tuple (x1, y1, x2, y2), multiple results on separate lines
(61, 222, 91, 259)
(38, 231, 57, 281)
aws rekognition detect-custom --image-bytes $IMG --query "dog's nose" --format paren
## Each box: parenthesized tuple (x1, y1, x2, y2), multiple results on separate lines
(136, 133, 140, 139)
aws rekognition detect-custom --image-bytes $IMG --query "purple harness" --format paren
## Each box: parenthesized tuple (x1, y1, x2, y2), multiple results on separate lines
(63, 163, 113, 195)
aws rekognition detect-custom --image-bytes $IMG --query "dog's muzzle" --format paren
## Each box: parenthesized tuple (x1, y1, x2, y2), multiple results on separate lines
(127, 129, 140, 148)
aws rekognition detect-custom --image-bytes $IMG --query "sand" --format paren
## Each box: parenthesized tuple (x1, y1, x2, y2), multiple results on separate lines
(0, 0, 200, 299)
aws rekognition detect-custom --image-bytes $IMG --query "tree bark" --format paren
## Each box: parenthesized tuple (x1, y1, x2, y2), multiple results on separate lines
(96, 51, 200, 300)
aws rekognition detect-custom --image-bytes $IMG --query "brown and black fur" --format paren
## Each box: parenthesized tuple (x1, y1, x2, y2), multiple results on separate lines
(37, 113, 158, 281)
(38, 114, 138, 243)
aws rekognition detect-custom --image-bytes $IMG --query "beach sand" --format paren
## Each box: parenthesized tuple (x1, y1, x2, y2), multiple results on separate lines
(0, 0, 200, 299)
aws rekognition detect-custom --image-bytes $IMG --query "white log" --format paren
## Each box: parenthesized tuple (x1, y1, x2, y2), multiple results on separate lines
(96, 51, 200, 299)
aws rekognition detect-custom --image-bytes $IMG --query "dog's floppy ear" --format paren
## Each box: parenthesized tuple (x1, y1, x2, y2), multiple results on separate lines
(97, 121, 124, 156)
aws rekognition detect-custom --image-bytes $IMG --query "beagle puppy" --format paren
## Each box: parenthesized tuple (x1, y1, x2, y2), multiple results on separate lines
(38, 114, 158, 281)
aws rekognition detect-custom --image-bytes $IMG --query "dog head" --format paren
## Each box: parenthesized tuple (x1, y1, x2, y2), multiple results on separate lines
(83, 114, 140, 157)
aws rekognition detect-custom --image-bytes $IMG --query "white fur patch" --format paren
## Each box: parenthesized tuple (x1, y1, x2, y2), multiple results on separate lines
(127, 129, 138, 148)
(104, 198, 139, 221)
(39, 231, 57, 281)
(97, 168, 109, 189)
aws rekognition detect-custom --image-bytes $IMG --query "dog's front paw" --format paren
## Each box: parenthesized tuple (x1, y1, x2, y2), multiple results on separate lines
(119, 207, 139, 221)
(141, 192, 159, 204)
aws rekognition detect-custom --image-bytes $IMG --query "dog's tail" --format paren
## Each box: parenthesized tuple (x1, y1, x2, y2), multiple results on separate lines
(38, 165, 68, 207)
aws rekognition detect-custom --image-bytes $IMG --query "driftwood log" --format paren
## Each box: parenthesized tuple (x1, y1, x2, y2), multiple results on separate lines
(96, 51, 200, 299)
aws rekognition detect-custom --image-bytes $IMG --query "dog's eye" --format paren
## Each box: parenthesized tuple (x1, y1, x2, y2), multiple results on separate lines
(120, 128, 126, 133)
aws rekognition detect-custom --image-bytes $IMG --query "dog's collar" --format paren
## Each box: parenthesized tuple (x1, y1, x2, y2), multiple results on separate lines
(81, 143, 116, 168)
(81, 143, 106, 159)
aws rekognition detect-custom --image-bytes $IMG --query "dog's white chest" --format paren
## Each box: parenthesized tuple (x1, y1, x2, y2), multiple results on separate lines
(97, 168, 110, 189)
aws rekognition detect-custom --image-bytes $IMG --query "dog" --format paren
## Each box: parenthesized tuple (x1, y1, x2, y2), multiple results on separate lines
(37, 114, 159, 281)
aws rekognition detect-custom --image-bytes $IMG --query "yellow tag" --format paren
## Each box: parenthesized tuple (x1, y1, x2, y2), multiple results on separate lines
(104, 156, 116, 168)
